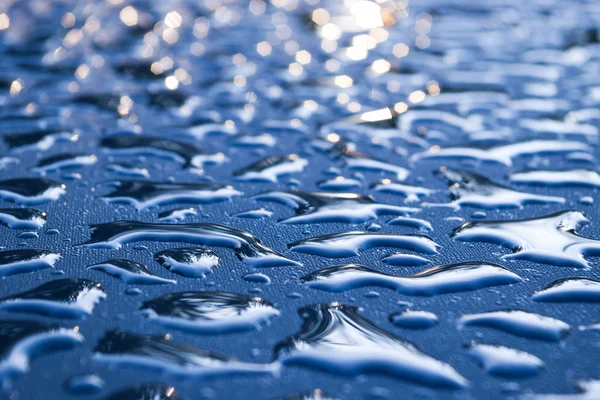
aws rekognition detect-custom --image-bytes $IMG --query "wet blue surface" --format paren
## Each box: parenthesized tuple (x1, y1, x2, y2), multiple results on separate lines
(0, 0, 599, 399)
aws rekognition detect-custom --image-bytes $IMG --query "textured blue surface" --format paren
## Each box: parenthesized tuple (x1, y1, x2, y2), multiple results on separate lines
(1, 0, 600, 399)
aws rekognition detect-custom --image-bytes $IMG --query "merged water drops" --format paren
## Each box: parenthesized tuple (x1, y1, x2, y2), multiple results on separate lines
(274, 303, 467, 388)
(411, 140, 593, 167)
(80, 220, 299, 267)
(452, 211, 600, 268)
(301, 262, 521, 296)
(289, 232, 438, 258)
(430, 167, 564, 209)
(140, 291, 280, 333)
(279, 389, 339, 400)
(254, 190, 418, 224)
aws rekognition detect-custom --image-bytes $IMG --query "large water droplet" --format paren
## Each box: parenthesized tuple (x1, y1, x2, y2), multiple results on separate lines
(140, 291, 280, 333)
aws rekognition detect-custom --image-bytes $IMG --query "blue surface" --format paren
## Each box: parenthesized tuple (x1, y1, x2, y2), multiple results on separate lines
(0, 0, 600, 399)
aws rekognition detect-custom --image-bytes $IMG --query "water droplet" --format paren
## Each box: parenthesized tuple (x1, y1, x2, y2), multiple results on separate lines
(233, 209, 273, 219)
(0, 178, 66, 204)
(158, 208, 197, 222)
(0, 320, 83, 384)
(63, 374, 104, 395)
(0, 208, 47, 229)
(301, 262, 521, 296)
(93, 329, 275, 376)
(465, 342, 544, 378)
(459, 309, 570, 341)
(16, 232, 38, 239)
(32, 153, 97, 175)
(532, 278, 600, 303)
(101, 180, 241, 210)
(509, 169, 600, 187)
(0, 249, 60, 277)
(254, 190, 418, 224)
(104, 384, 180, 400)
(289, 231, 438, 258)
(243, 273, 271, 284)
(155, 248, 219, 278)
(0, 279, 106, 319)
(274, 303, 467, 388)
(101, 135, 226, 169)
(411, 140, 592, 167)
(140, 291, 279, 333)
(389, 310, 438, 329)
(89, 259, 176, 285)
(428, 167, 564, 209)
(452, 210, 600, 268)
(80, 220, 300, 267)
(233, 155, 308, 183)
